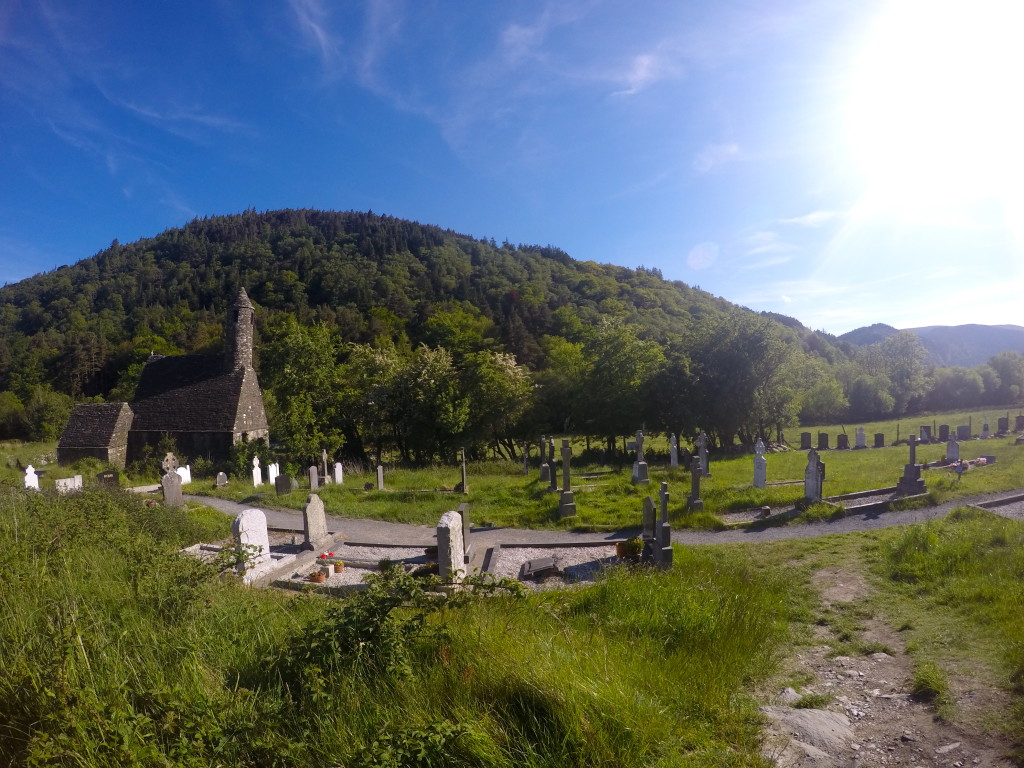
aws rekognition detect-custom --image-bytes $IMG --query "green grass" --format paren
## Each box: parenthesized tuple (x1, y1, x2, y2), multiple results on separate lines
(0, 487, 801, 767)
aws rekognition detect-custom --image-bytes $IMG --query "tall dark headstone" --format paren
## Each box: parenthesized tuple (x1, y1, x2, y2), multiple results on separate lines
(1016, 415, 1024, 432)
(896, 434, 926, 495)
(874, 433, 885, 448)
(836, 433, 849, 450)
(938, 424, 950, 442)
(998, 417, 1009, 434)
(275, 473, 293, 496)
(817, 432, 829, 450)
(957, 425, 971, 441)
(800, 432, 812, 450)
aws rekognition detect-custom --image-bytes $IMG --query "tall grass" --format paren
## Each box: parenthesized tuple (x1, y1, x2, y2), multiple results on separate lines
(0, 487, 799, 766)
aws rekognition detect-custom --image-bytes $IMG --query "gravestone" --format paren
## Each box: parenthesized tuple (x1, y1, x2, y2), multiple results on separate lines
(641, 496, 656, 539)
(96, 469, 119, 488)
(804, 449, 824, 501)
(632, 430, 649, 485)
(754, 452, 767, 488)
(669, 433, 679, 468)
(162, 452, 179, 474)
(161, 471, 183, 508)
(817, 432, 829, 451)
(55, 475, 82, 494)
(920, 425, 931, 442)
(376, 464, 384, 491)
(460, 448, 468, 494)
(301, 493, 329, 550)
(874, 433, 885, 448)
(800, 432, 812, 450)
(275, 473, 293, 496)
(23, 465, 39, 491)
(216, 471, 228, 487)
(1017, 415, 1024, 432)
(896, 435, 926, 495)
(176, 464, 192, 485)
(437, 510, 465, 582)
(938, 424, 950, 442)
(981, 422, 991, 439)
(957, 425, 971, 440)
(522, 442, 530, 475)
(697, 430, 710, 477)
(998, 417, 1009, 435)
(334, 462, 344, 485)
(855, 427, 867, 449)
(836, 434, 849, 450)
(307, 465, 319, 490)
(656, 481, 672, 569)
(687, 456, 704, 511)
(457, 502, 473, 566)
(232, 508, 271, 584)
(267, 462, 279, 486)
(251, 456, 262, 487)
(945, 439, 959, 463)
(548, 438, 558, 491)
(538, 436, 549, 482)
(558, 439, 577, 517)
(321, 449, 330, 480)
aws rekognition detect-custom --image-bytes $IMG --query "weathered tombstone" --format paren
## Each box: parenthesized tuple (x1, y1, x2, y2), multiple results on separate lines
(376, 464, 384, 491)
(753, 452, 767, 489)
(275, 473, 293, 496)
(308, 465, 319, 490)
(919, 425, 931, 442)
(632, 430, 649, 485)
(981, 422, 991, 439)
(800, 432, 812, 450)
(216, 471, 228, 487)
(457, 502, 473, 566)
(957, 424, 971, 441)
(641, 496, 656, 539)
(55, 476, 76, 494)
(836, 433, 849, 450)
(548, 438, 558, 492)
(460, 448, 468, 494)
(696, 430, 710, 477)
(1016, 415, 1024, 432)
(267, 462, 279, 486)
(874, 432, 885, 448)
(162, 452, 179, 474)
(855, 427, 867, 449)
(23, 465, 39, 491)
(437, 510, 465, 582)
(817, 432, 829, 450)
(687, 456, 704, 511)
(176, 464, 192, 485)
(896, 434, 926, 495)
(558, 439, 577, 517)
(321, 449, 330, 480)
(251, 456, 262, 487)
(232, 508, 271, 584)
(161, 471, 183, 508)
(804, 449, 824, 501)
(96, 469, 119, 488)
(301, 493, 329, 550)
(669, 433, 679, 468)
(333, 461, 344, 485)
(938, 424, 950, 442)
(656, 481, 672, 569)
(945, 439, 960, 463)
(998, 417, 1010, 435)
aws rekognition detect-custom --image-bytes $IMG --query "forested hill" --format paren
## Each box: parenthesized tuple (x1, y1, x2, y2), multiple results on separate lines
(1, 208, 1022, 460)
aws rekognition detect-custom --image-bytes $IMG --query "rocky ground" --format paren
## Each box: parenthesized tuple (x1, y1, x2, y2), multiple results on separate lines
(761, 566, 1018, 767)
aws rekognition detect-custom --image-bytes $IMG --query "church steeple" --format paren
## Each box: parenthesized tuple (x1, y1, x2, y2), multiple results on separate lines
(224, 288, 255, 372)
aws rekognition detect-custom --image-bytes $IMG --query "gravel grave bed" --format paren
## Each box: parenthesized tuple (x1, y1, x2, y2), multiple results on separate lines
(490, 545, 619, 590)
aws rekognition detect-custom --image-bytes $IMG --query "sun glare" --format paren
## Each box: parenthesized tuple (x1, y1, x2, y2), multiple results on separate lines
(845, 0, 1024, 220)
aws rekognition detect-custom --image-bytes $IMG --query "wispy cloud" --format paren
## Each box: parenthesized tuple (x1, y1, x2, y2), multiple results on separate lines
(780, 209, 840, 227)
(287, 0, 338, 65)
(693, 142, 739, 173)
(744, 230, 788, 256)
(687, 241, 719, 270)
(609, 44, 685, 96)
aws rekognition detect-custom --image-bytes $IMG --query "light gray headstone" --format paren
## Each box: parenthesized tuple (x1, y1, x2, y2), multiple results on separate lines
(754, 454, 767, 488)
(251, 456, 262, 487)
(216, 471, 228, 487)
(267, 462, 279, 485)
(161, 452, 179, 474)
(437, 510, 465, 582)
(55, 476, 77, 494)
(376, 464, 384, 490)
(333, 461, 344, 484)
(855, 427, 866, 449)
(669, 434, 679, 467)
(659, 481, 669, 523)
(945, 439, 960, 462)
(697, 431, 710, 477)
(161, 471, 183, 508)
(232, 508, 271, 584)
(754, 438, 766, 456)
(176, 464, 192, 485)
(307, 465, 319, 490)
(24, 465, 39, 491)
(804, 449, 823, 501)
(302, 493, 329, 550)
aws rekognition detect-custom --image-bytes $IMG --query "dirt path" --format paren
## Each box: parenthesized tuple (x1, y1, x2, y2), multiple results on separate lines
(761, 565, 1018, 767)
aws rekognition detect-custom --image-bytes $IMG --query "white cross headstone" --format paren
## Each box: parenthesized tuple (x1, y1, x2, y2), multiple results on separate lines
(24, 465, 39, 491)
(176, 464, 192, 485)
(251, 456, 262, 487)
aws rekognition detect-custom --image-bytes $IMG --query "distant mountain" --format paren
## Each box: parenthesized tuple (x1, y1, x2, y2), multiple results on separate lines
(837, 323, 899, 347)
(840, 323, 1024, 367)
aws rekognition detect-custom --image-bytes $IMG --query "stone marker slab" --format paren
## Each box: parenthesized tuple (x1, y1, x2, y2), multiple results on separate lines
(437, 510, 465, 582)
(302, 493, 330, 550)
(161, 471, 183, 508)
(232, 508, 271, 584)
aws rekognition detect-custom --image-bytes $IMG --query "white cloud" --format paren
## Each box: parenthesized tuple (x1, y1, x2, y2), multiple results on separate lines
(288, 0, 338, 64)
(781, 295, 792, 303)
(780, 209, 840, 227)
(687, 241, 719, 270)
(693, 142, 739, 173)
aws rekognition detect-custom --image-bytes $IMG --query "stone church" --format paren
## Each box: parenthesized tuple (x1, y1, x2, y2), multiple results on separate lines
(57, 288, 269, 467)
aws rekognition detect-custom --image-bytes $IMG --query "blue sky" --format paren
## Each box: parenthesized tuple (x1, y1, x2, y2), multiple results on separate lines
(2, 0, 1022, 336)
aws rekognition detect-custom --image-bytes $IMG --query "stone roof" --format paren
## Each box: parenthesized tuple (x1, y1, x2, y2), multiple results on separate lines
(58, 402, 133, 448)
(131, 354, 252, 433)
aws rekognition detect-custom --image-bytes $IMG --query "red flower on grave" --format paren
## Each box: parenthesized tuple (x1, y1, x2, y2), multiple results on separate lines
(328, 552, 334, 557)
